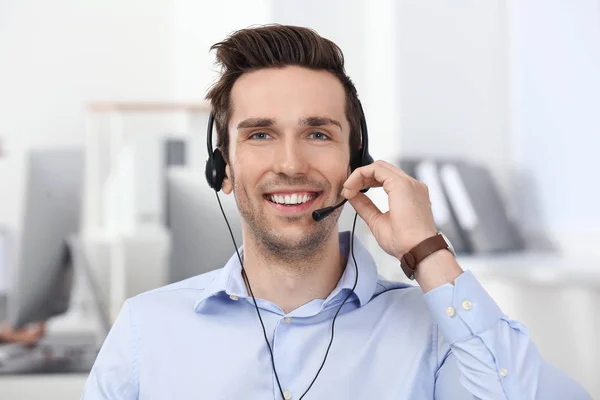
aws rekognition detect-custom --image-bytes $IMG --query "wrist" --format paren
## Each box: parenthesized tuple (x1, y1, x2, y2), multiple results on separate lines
(413, 249, 463, 293)
(398, 231, 454, 280)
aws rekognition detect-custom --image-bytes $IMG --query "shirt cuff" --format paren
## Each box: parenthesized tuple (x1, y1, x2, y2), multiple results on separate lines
(423, 269, 504, 345)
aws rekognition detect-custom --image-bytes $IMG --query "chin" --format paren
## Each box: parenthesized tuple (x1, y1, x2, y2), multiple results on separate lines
(272, 222, 314, 240)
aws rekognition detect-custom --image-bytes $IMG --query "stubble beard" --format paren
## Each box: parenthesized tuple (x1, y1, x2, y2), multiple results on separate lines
(231, 173, 344, 266)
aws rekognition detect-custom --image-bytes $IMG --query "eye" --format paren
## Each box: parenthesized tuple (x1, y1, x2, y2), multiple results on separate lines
(309, 131, 330, 141)
(249, 132, 271, 140)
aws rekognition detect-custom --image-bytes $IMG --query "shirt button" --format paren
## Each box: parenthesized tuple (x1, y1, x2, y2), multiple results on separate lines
(284, 317, 292, 324)
(445, 306, 456, 317)
(283, 390, 292, 399)
(229, 295, 239, 301)
(500, 368, 508, 377)
(461, 300, 472, 310)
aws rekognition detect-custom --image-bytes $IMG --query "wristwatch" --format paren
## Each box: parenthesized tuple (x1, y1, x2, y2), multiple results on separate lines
(400, 232, 456, 280)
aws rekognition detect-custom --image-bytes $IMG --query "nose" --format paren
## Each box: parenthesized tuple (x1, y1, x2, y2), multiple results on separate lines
(272, 137, 310, 177)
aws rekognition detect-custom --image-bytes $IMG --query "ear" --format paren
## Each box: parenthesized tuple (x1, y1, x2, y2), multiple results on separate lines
(221, 164, 233, 194)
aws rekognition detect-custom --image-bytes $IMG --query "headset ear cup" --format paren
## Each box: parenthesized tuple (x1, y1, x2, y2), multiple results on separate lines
(350, 150, 374, 172)
(205, 148, 227, 191)
(204, 158, 215, 190)
(350, 151, 362, 172)
(362, 153, 374, 166)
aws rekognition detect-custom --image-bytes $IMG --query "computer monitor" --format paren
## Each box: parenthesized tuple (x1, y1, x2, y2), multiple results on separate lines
(165, 167, 243, 283)
(7, 148, 83, 329)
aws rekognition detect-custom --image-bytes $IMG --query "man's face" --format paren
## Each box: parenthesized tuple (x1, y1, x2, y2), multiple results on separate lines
(222, 66, 351, 257)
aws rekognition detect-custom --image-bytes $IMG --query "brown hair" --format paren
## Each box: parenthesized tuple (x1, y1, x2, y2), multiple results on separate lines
(205, 24, 362, 162)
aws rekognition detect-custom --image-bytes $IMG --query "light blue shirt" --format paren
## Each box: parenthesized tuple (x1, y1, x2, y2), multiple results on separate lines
(82, 232, 590, 399)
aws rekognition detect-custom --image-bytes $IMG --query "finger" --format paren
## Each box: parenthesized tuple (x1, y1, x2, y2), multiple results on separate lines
(347, 192, 382, 230)
(377, 161, 430, 199)
(343, 161, 402, 198)
(377, 160, 411, 179)
(342, 176, 383, 198)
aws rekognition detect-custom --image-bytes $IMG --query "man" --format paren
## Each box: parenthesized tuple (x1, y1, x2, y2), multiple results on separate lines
(82, 25, 590, 399)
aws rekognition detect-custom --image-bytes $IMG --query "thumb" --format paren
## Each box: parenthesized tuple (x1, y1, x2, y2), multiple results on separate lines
(346, 191, 382, 230)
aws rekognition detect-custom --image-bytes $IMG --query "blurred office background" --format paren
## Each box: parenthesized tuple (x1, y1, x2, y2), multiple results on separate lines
(0, 0, 599, 398)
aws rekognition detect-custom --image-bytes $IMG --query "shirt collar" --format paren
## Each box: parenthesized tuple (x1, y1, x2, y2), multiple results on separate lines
(193, 231, 379, 312)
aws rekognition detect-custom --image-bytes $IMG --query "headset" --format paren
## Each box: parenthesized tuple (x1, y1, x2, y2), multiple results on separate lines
(205, 101, 374, 399)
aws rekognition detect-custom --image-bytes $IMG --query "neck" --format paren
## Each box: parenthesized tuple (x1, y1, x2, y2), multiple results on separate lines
(240, 231, 346, 314)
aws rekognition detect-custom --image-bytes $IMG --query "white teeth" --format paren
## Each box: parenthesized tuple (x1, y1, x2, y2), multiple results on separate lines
(269, 193, 316, 205)
(270, 195, 280, 204)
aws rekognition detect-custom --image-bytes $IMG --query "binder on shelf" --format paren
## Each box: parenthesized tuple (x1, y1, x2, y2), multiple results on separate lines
(437, 161, 525, 253)
(399, 157, 526, 254)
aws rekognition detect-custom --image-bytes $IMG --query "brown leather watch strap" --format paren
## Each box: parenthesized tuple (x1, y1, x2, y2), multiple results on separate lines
(400, 233, 449, 280)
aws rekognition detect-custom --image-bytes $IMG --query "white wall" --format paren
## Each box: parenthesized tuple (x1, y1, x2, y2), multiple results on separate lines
(508, 0, 600, 242)
(170, 0, 272, 102)
(396, 0, 511, 189)
(0, 0, 175, 239)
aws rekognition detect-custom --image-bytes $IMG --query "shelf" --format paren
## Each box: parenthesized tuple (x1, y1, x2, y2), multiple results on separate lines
(456, 252, 600, 287)
(375, 250, 600, 287)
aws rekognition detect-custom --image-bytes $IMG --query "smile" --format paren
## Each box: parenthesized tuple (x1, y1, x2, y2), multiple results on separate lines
(267, 192, 317, 205)
(263, 191, 322, 213)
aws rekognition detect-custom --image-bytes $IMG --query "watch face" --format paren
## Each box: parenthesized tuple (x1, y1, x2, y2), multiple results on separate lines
(439, 232, 456, 256)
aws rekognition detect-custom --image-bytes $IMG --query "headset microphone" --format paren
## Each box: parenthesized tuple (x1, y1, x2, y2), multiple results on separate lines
(312, 188, 369, 222)
(312, 200, 346, 222)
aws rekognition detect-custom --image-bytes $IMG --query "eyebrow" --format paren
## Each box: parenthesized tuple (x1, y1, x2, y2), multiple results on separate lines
(236, 118, 275, 129)
(300, 116, 342, 130)
(236, 116, 342, 130)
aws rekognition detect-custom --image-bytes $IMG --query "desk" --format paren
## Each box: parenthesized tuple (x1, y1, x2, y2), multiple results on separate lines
(0, 309, 98, 399)
(0, 373, 88, 400)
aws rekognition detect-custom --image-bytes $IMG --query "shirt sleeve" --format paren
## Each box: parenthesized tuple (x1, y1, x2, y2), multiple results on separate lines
(81, 300, 139, 400)
(424, 270, 592, 400)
